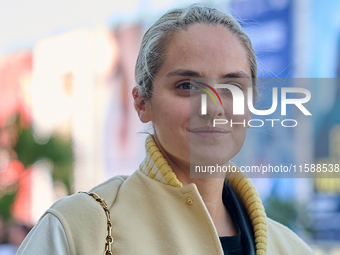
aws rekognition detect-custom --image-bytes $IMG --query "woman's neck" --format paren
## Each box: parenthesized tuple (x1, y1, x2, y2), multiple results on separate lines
(153, 136, 237, 236)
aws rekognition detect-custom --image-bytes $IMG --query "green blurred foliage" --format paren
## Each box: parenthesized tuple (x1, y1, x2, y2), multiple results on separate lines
(265, 196, 298, 227)
(0, 116, 73, 222)
(264, 196, 314, 235)
(0, 192, 16, 221)
(14, 125, 73, 193)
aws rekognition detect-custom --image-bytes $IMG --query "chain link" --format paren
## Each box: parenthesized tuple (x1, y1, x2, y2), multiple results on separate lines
(79, 191, 113, 255)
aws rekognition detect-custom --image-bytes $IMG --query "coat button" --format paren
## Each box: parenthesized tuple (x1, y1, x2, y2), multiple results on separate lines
(186, 197, 193, 205)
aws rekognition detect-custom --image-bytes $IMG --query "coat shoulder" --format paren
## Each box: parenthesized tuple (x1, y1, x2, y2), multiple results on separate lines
(49, 174, 130, 218)
(42, 175, 130, 255)
(267, 218, 315, 254)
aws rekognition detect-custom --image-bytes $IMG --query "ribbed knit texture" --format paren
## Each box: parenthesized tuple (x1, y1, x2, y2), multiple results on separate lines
(227, 170, 267, 255)
(139, 135, 267, 255)
(139, 136, 183, 188)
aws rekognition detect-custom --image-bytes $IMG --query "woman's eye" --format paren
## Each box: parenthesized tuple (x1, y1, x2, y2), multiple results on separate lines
(177, 82, 198, 90)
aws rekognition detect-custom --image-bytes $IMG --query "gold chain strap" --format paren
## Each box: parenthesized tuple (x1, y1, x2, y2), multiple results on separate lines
(79, 191, 113, 255)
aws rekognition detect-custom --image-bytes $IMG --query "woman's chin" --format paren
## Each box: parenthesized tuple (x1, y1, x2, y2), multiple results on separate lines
(189, 151, 230, 166)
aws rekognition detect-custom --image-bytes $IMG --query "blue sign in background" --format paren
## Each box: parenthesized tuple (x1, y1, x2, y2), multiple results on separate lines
(230, 0, 340, 242)
(229, 0, 296, 202)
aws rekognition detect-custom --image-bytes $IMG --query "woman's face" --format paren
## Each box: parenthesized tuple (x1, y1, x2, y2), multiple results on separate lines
(138, 24, 252, 168)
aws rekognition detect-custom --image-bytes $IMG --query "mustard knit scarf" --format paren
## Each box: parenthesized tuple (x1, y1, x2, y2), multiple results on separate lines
(139, 135, 267, 255)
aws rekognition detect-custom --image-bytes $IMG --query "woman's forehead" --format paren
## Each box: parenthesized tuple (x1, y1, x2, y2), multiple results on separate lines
(160, 24, 251, 78)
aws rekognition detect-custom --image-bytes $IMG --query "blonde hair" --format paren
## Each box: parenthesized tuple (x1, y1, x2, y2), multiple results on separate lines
(135, 4, 257, 99)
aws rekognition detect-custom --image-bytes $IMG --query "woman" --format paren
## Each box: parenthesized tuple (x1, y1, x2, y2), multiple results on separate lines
(17, 4, 314, 255)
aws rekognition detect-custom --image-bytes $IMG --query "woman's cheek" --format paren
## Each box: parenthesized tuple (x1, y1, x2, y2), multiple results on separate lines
(223, 100, 234, 120)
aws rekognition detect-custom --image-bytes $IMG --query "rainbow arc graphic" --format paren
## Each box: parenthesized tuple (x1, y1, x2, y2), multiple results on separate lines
(197, 83, 222, 106)
(197, 83, 222, 115)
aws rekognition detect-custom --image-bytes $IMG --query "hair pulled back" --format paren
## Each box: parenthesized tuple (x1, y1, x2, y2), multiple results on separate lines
(135, 4, 257, 99)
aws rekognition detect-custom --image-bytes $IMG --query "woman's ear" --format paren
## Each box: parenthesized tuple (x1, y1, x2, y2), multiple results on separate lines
(132, 87, 151, 123)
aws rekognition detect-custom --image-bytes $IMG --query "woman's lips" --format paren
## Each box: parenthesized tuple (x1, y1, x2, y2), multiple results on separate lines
(190, 126, 230, 138)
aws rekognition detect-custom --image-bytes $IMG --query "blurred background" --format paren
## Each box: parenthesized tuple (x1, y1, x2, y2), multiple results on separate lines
(0, 0, 340, 254)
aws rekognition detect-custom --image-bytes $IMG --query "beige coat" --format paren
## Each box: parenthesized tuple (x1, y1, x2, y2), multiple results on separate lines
(44, 170, 314, 255)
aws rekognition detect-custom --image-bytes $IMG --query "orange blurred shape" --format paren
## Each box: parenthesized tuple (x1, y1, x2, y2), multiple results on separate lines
(0, 52, 33, 128)
(0, 160, 24, 189)
(11, 167, 32, 225)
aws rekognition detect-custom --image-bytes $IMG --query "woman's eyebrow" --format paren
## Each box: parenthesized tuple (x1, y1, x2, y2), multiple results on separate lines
(166, 69, 200, 77)
(166, 69, 250, 79)
(222, 71, 250, 79)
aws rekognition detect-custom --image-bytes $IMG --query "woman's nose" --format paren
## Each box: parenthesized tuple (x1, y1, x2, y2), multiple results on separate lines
(198, 93, 224, 118)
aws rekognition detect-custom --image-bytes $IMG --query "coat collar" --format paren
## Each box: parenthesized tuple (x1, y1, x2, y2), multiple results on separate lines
(139, 135, 267, 255)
